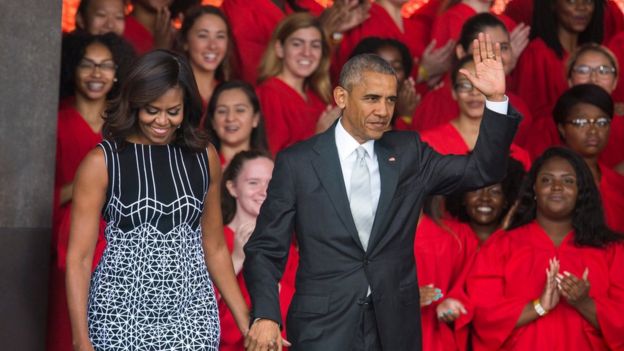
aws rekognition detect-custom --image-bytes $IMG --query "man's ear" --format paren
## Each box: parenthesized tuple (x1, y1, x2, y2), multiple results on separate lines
(334, 86, 347, 109)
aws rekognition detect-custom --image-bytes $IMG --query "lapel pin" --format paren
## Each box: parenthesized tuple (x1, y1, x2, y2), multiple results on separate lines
(388, 156, 396, 162)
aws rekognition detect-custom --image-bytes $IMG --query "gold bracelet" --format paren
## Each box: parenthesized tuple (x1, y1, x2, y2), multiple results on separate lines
(533, 299, 548, 316)
(418, 65, 429, 82)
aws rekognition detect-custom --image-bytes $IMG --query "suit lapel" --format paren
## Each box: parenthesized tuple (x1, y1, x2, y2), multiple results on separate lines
(311, 127, 363, 250)
(368, 139, 399, 253)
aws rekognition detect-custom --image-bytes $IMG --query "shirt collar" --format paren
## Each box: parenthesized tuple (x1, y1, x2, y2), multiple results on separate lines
(335, 118, 375, 161)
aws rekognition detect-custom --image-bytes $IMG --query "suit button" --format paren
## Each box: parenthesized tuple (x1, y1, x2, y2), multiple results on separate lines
(363, 258, 369, 266)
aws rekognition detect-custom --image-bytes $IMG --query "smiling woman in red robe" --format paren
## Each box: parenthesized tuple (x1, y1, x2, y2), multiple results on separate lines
(466, 147, 624, 350)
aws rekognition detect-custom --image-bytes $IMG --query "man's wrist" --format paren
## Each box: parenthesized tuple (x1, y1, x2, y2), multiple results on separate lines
(486, 94, 506, 102)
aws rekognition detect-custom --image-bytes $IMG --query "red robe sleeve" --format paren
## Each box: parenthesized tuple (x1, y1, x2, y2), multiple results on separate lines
(508, 92, 534, 147)
(256, 77, 325, 155)
(412, 79, 458, 132)
(593, 242, 624, 349)
(600, 115, 624, 169)
(510, 38, 569, 121)
(123, 15, 154, 55)
(604, 0, 624, 43)
(608, 32, 624, 107)
(503, 0, 533, 25)
(599, 164, 624, 233)
(221, 0, 285, 84)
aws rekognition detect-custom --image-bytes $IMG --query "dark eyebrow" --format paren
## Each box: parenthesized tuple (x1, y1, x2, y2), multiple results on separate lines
(362, 94, 381, 99)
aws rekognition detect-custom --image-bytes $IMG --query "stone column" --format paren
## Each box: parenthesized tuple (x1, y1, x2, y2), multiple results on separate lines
(0, 1, 62, 349)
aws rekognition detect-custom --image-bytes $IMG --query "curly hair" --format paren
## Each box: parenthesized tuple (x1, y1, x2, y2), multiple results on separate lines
(530, 0, 604, 59)
(60, 31, 136, 99)
(447, 158, 526, 223)
(205, 80, 269, 153)
(221, 150, 273, 224)
(174, 5, 238, 82)
(508, 147, 621, 247)
(103, 49, 209, 152)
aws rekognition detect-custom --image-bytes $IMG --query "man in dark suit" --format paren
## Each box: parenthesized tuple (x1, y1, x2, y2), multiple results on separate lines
(244, 34, 520, 351)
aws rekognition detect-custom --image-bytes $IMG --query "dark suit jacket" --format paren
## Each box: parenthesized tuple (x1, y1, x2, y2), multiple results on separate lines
(243, 106, 520, 350)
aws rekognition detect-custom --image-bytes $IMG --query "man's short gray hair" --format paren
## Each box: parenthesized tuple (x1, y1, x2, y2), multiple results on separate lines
(338, 54, 397, 91)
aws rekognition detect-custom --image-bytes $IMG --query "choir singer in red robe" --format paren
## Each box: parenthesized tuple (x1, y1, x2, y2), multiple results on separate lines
(466, 147, 624, 350)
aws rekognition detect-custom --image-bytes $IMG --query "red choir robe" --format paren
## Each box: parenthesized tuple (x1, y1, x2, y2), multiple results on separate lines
(600, 115, 624, 169)
(511, 38, 569, 123)
(46, 102, 107, 351)
(415, 215, 480, 351)
(256, 77, 326, 155)
(408, 0, 442, 44)
(608, 31, 624, 113)
(523, 114, 562, 160)
(420, 122, 532, 170)
(219, 226, 298, 351)
(409, 78, 534, 146)
(123, 15, 153, 55)
(431, 3, 516, 49)
(600, 163, 624, 234)
(502, 0, 624, 43)
(332, 3, 429, 81)
(466, 221, 624, 350)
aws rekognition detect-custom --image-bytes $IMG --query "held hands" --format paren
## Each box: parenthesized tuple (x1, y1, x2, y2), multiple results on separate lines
(436, 298, 468, 323)
(396, 77, 420, 117)
(460, 33, 506, 101)
(153, 6, 174, 50)
(320, 0, 371, 35)
(556, 268, 591, 307)
(245, 319, 291, 351)
(418, 39, 456, 86)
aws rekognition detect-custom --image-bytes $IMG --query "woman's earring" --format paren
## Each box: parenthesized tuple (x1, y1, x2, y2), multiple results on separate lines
(113, 77, 118, 82)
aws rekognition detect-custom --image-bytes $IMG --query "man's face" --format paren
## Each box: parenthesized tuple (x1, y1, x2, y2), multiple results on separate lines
(334, 71, 398, 143)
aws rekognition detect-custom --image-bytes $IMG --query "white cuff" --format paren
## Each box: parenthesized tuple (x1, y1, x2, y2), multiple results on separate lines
(485, 96, 509, 115)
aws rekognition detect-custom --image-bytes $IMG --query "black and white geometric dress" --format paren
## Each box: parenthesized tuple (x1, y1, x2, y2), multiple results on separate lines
(88, 140, 220, 350)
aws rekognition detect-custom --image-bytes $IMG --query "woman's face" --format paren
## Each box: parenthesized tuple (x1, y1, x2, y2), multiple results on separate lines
(534, 156, 578, 221)
(185, 13, 228, 74)
(211, 88, 259, 148)
(453, 61, 485, 120)
(136, 86, 184, 145)
(376, 45, 406, 83)
(554, 0, 595, 35)
(226, 157, 274, 218)
(569, 50, 618, 93)
(558, 102, 611, 159)
(276, 26, 323, 80)
(78, 0, 125, 36)
(464, 183, 506, 226)
(75, 42, 116, 101)
(458, 26, 512, 75)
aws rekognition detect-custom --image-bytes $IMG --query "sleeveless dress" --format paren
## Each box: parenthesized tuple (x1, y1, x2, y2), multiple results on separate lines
(88, 140, 220, 350)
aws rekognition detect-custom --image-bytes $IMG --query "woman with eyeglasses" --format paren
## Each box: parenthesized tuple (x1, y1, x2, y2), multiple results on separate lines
(48, 31, 135, 351)
(413, 13, 534, 147)
(553, 84, 624, 233)
(465, 147, 624, 351)
(420, 54, 531, 170)
(524, 43, 623, 170)
(511, 0, 605, 121)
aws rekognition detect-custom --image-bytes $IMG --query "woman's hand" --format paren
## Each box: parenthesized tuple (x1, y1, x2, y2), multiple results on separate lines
(436, 298, 467, 323)
(557, 268, 590, 307)
(508, 23, 530, 73)
(420, 284, 443, 307)
(153, 6, 174, 50)
(418, 39, 455, 86)
(396, 77, 420, 117)
(539, 257, 561, 311)
(316, 105, 342, 133)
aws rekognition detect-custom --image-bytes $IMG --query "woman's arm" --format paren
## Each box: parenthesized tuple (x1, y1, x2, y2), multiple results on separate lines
(202, 144, 250, 334)
(65, 148, 108, 351)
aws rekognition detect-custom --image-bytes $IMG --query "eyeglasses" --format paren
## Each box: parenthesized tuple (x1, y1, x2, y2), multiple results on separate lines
(77, 59, 117, 72)
(565, 0, 594, 5)
(454, 81, 475, 93)
(572, 64, 616, 77)
(562, 117, 611, 128)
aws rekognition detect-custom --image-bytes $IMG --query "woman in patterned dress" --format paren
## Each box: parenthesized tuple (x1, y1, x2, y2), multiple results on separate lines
(66, 50, 250, 351)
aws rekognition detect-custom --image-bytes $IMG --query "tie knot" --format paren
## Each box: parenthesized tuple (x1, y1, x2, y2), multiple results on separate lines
(355, 146, 368, 160)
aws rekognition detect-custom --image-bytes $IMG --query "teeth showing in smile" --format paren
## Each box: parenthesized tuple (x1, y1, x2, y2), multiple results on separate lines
(298, 59, 312, 66)
(204, 53, 217, 61)
(476, 206, 493, 213)
(224, 125, 239, 132)
(152, 127, 168, 135)
(87, 82, 105, 91)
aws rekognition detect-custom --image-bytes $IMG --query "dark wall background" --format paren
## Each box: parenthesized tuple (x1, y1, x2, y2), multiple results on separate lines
(0, 1, 62, 349)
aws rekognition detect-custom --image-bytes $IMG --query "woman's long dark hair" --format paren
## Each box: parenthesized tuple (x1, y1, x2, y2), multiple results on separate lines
(529, 0, 604, 58)
(103, 49, 209, 152)
(221, 150, 273, 224)
(509, 147, 621, 247)
(205, 80, 269, 153)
